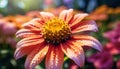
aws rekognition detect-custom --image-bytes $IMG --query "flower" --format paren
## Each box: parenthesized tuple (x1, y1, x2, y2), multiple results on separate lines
(103, 22, 120, 55)
(88, 51, 113, 69)
(0, 19, 17, 48)
(0, 18, 17, 36)
(14, 9, 102, 69)
(104, 22, 120, 43)
(105, 42, 120, 55)
(2, 22, 17, 36)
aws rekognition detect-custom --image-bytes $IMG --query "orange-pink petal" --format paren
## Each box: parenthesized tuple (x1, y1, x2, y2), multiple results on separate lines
(72, 35, 102, 51)
(14, 44, 37, 60)
(39, 12, 54, 21)
(71, 20, 98, 34)
(16, 19, 42, 39)
(25, 44, 49, 69)
(45, 45, 64, 69)
(16, 29, 41, 38)
(16, 36, 44, 48)
(59, 9, 73, 23)
(61, 41, 85, 67)
(70, 13, 88, 26)
(22, 18, 43, 29)
(14, 37, 44, 60)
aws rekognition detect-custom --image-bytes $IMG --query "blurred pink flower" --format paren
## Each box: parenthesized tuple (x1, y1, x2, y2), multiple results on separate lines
(0, 19, 17, 36)
(2, 22, 17, 36)
(88, 51, 113, 69)
(104, 22, 120, 43)
(105, 42, 120, 55)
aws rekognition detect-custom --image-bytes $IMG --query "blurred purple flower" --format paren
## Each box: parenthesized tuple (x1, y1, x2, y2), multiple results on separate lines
(103, 22, 120, 55)
(88, 51, 113, 69)
(104, 29, 120, 43)
(105, 42, 120, 55)
(104, 22, 120, 43)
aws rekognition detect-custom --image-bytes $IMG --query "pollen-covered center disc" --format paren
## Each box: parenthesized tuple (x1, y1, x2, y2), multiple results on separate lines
(42, 17, 71, 45)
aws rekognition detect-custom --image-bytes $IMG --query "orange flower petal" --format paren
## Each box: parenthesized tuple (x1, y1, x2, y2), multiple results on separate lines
(72, 35, 102, 51)
(14, 38, 44, 59)
(61, 41, 85, 67)
(71, 20, 98, 34)
(59, 10, 67, 20)
(14, 44, 37, 60)
(39, 12, 54, 21)
(45, 45, 64, 69)
(16, 37, 44, 48)
(25, 44, 49, 69)
(16, 29, 42, 38)
(22, 18, 43, 29)
(70, 13, 88, 27)
(59, 9, 73, 23)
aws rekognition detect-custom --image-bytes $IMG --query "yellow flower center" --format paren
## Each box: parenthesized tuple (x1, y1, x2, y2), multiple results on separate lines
(42, 17, 71, 45)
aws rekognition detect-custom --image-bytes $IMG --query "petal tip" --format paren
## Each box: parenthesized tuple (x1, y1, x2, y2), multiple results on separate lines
(14, 53, 19, 60)
(39, 12, 45, 15)
(69, 9, 73, 11)
(95, 42, 103, 52)
(98, 45, 103, 52)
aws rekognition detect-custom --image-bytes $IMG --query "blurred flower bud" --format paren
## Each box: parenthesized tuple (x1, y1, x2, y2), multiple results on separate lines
(2, 22, 17, 36)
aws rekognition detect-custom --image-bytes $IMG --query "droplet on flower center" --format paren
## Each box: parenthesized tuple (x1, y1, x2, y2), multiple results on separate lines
(42, 17, 71, 45)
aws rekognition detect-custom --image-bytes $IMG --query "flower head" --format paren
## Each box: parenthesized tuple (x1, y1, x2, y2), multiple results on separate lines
(14, 9, 102, 69)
